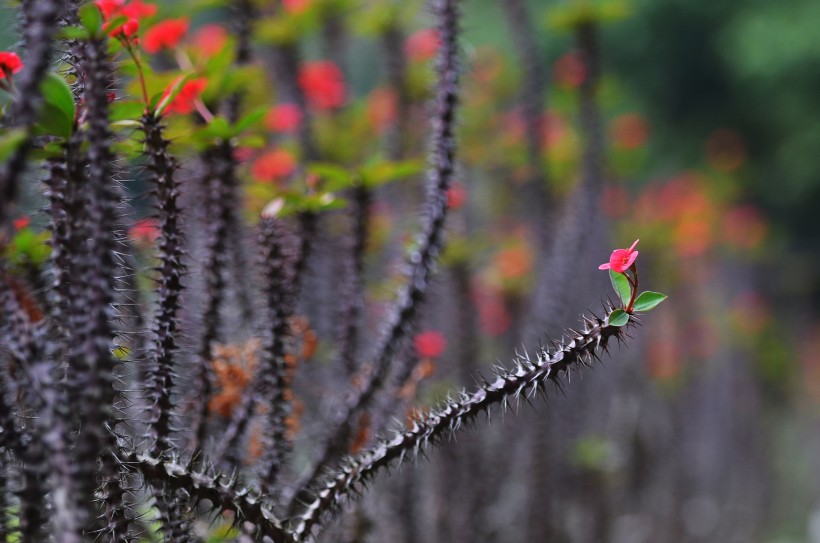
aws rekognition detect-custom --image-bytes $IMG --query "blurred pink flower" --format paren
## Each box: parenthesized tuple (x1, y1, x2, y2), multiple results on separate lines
(265, 103, 302, 133)
(404, 29, 440, 62)
(191, 24, 228, 58)
(414, 330, 446, 358)
(298, 60, 346, 110)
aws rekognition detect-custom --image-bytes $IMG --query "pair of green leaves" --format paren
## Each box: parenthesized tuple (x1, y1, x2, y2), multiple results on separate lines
(608, 269, 667, 327)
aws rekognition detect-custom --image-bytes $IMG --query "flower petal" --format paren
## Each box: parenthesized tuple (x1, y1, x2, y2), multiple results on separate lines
(624, 250, 639, 269)
(629, 239, 640, 252)
(598, 263, 611, 270)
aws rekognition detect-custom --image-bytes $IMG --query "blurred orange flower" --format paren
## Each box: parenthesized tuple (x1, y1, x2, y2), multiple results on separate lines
(405, 29, 440, 62)
(298, 60, 346, 110)
(251, 149, 296, 183)
(143, 18, 189, 54)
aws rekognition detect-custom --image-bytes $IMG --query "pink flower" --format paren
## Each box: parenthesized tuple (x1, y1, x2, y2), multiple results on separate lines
(298, 60, 346, 110)
(191, 24, 228, 58)
(143, 18, 189, 54)
(283, 0, 311, 14)
(129, 218, 160, 245)
(598, 239, 639, 272)
(404, 29, 440, 62)
(160, 77, 207, 115)
(251, 149, 296, 182)
(446, 181, 467, 210)
(13, 216, 30, 230)
(414, 330, 446, 358)
(264, 103, 302, 133)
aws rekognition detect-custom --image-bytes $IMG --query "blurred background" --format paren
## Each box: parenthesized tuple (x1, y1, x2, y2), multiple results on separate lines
(2, 0, 819, 541)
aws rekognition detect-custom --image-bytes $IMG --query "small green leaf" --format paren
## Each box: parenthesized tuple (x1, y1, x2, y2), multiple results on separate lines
(632, 291, 667, 312)
(58, 26, 90, 40)
(609, 269, 631, 306)
(79, 3, 103, 36)
(233, 107, 266, 133)
(0, 129, 28, 163)
(607, 308, 629, 327)
(39, 72, 75, 127)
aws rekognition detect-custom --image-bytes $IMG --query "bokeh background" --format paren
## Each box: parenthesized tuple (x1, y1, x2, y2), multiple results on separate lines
(2, 0, 819, 541)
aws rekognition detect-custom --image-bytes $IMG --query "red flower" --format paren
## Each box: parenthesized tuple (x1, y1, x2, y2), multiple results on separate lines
(161, 77, 207, 115)
(404, 29, 440, 62)
(251, 149, 296, 182)
(191, 24, 228, 58)
(414, 330, 446, 359)
(109, 17, 139, 38)
(446, 181, 467, 210)
(0, 52, 23, 79)
(298, 60, 346, 110)
(598, 239, 639, 272)
(129, 218, 160, 245)
(143, 18, 189, 54)
(367, 87, 397, 133)
(95, 0, 125, 19)
(13, 216, 30, 230)
(610, 113, 649, 150)
(283, 0, 312, 14)
(554, 51, 586, 88)
(264, 103, 302, 133)
(121, 0, 157, 19)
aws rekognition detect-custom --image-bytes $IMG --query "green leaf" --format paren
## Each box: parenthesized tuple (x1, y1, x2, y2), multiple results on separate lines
(632, 291, 667, 312)
(39, 72, 75, 129)
(233, 107, 266, 133)
(79, 3, 103, 36)
(609, 269, 632, 306)
(35, 103, 74, 139)
(307, 163, 353, 191)
(110, 101, 146, 122)
(607, 308, 629, 327)
(58, 26, 90, 40)
(0, 129, 28, 163)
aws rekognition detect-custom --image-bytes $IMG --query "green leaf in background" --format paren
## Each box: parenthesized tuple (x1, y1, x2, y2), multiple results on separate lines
(38, 72, 75, 138)
(233, 108, 266, 134)
(609, 269, 632, 306)
(632, 291, 667, 312)
(79, 3, 103, 36)
(607, 308, 629, 327)
(307, 163, 353, 191)
(0, 129, 28, 163)
(58, 26, 90, 40)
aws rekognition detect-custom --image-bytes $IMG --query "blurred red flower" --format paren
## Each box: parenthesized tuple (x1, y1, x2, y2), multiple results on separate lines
(298, 60, 346, 110)
(122, 0, 156, 19)
(161, 77, 207, 115)
(447, 181, 467, 210)
(143, 18, 189, 54)
(191, 24, 228, 58)
(554, 51, 586, 88)
(367, 87, 397, 133)
(610, 113, 649, 149)
(109, 17, 139, 38)
(283, 0, 311, 14)
(129, 218, 160, 245)
(404, 29, 440, 62)
(265, 103, 302, 133)
(496, 245, 533, 280)
(95, 0, 125, 19)
(599, 239, 639, 272)
(414, 330, 446, 359)
(13, 216, 30, 230)
(251, 149, 296, 182)
(0, 52, 23, 79)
